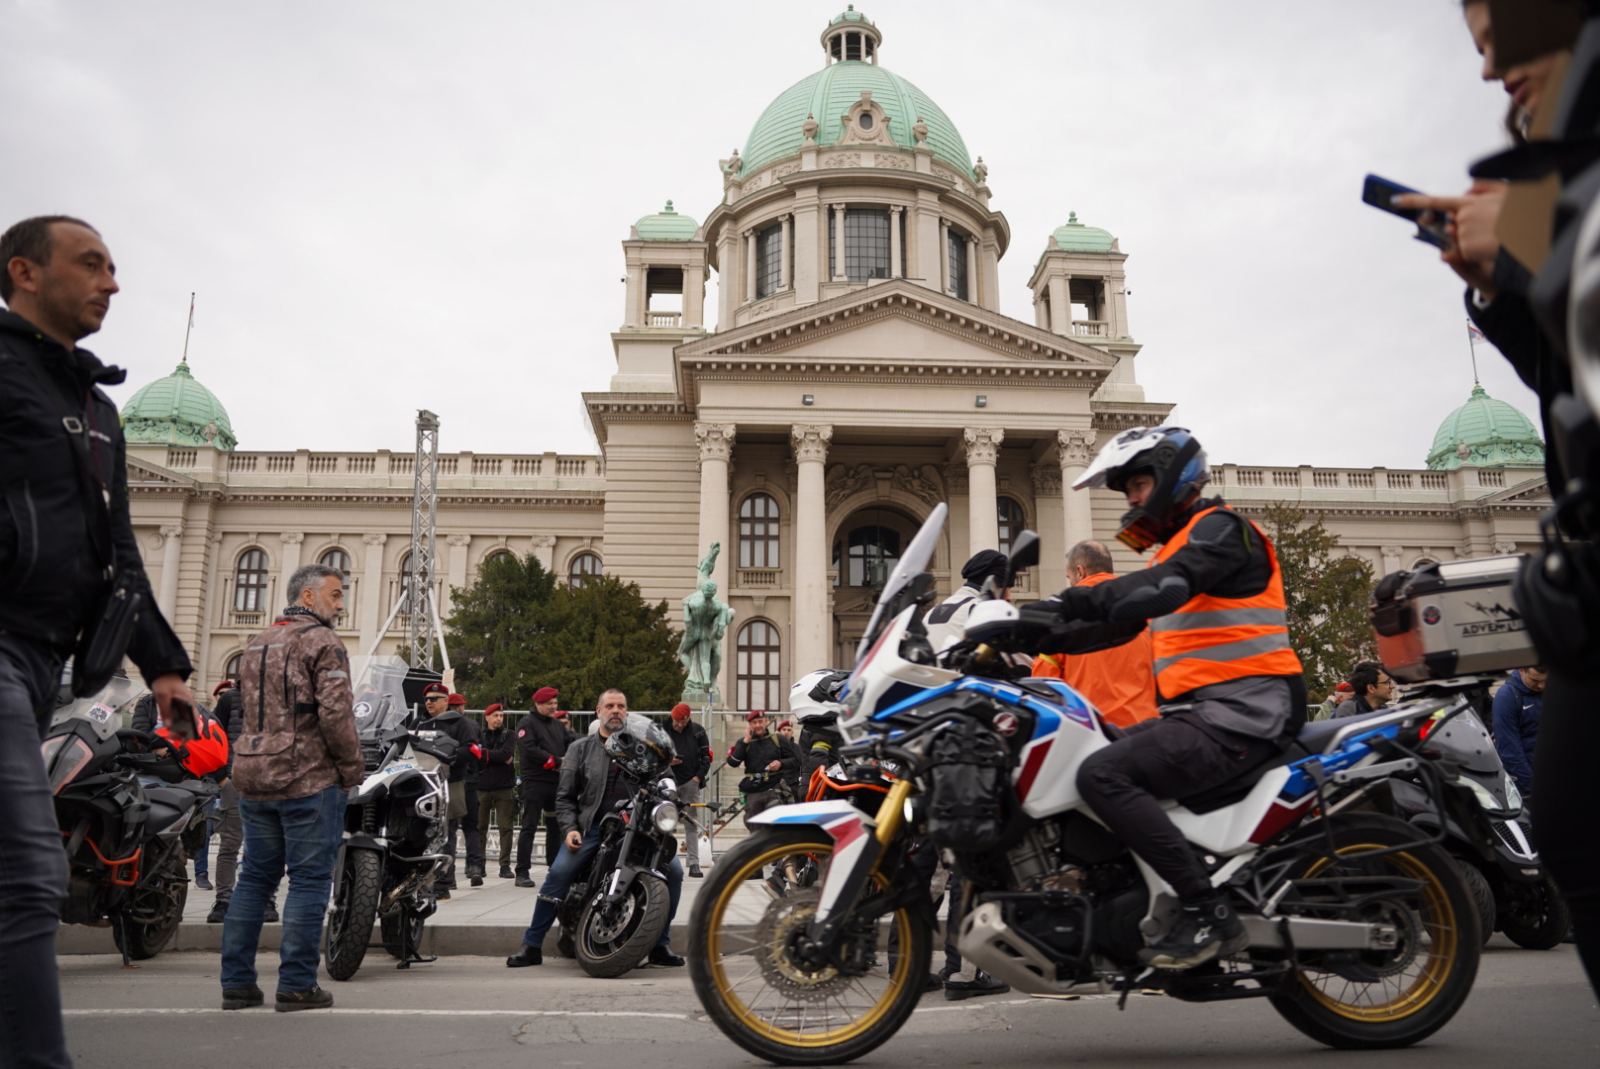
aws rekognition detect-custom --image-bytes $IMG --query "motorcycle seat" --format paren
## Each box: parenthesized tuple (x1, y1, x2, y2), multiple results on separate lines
(1177, 748, 1298, 814)
(1295, 707, 1394, 753)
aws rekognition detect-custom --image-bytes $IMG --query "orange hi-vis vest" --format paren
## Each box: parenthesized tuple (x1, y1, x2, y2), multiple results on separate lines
(1149, 505, 1302, 701)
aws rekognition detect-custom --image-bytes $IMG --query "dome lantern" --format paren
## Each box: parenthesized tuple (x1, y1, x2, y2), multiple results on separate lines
(1424, 383, 1544, 471)
(821, 6, 881, 65)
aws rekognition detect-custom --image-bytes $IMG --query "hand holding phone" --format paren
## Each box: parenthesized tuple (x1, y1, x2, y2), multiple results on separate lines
(1362, 174, 1452, 250)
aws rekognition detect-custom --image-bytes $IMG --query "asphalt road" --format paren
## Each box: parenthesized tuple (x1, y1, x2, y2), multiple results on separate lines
(60, 939, 1597, 1069)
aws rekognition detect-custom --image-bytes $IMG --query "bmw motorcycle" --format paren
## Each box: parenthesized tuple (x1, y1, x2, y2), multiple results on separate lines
(324, 657, 457, 980)
(552, 716, 683, 978)
(1385, 676, 1569, 949)
(44, 674, 218, 964)
(689, 504, 1482, 1065)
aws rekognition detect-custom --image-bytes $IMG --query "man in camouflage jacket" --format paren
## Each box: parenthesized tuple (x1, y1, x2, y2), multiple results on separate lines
(220, 563, 362, 1013)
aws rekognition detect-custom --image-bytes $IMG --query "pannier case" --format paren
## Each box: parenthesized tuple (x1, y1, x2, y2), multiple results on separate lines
(1370, 555, 1538, 682)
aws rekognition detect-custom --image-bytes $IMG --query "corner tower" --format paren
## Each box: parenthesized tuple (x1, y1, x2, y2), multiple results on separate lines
(610, 200, 709, 392)
(1029, 212, 1143, 403)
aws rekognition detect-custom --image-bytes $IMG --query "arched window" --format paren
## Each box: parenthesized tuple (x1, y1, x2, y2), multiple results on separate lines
(755, 223, 783, 298)
(738, 493, 780, 569)
(233, 548, 269, 612)
(223, 652, 243, 682)
(736, 620, 782, 712)
(568, 552, 603, 588)
(997, 497, 1026, 557)
(833, 524, 901, 589)
(318, 547, 351, 578)
(482, 548, 515, 570)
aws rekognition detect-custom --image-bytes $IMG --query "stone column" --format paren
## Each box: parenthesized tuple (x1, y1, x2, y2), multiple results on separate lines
(792, 192, 820, 303)
(444, 534, 471, 620)
(695, 423, 736, 597)
(963, 428, 1004, 553)
(1030, 466, 1065, 590)
(157, 524, 184, 620)
(278, 532, 304, 612)
(791, 425, 833, 678)
(889, 206, 903, 278)
(623, 264, 644, 328)
(359, 533, 387, 650)
(779, 214, 792, 291)
(966, 237, 979, 303)
(682, 264, 705, 327)
(938, 218, 951, 294)
(1048, 275, 1070, 334)
(716, 225, 738, 328)
(1058, 428, 1097, 551)
(744, 230, 757, 303)
(831, 205, 847, 280)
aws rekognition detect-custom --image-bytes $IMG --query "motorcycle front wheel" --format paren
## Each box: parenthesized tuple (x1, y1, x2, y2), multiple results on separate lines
(688, 828, 929, 1067)
(575, 874, 670, 978)
(1499, 875, 1571, 950)
(1268, 814, 1481, 1049)
(114, 854, 188, 961)
(324, 849, 380, 981)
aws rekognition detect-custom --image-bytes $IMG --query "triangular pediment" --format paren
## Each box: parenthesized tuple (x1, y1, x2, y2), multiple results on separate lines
(677, 280, 1117, 375)
(126, 456, 199, 489)
(1484, 474, 1551, 504)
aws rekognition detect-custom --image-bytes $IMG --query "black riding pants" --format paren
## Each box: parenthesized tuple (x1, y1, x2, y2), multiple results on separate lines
(1533, 666, 1600, 996)
(515, 779, 561, 874)
(1076, 715, 1281, 901)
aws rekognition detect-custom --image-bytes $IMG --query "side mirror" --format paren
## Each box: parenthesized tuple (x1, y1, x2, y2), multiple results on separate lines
(1006, 531, 1041, 583)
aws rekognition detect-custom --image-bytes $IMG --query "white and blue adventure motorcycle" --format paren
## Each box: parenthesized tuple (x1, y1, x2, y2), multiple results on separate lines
(688, 504, 1482, 1065)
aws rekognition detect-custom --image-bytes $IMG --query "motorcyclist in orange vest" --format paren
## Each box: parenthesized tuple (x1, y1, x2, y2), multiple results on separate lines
(1023, 426, 1306, 970)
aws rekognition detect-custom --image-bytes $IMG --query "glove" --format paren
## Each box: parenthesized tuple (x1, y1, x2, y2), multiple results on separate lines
(470, 743, 484, 762)
(543, 756, 557, 771)
(1019, 598, 1067, 630)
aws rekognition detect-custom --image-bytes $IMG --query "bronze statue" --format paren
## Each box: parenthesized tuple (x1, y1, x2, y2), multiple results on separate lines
(678, 543, 735, 704)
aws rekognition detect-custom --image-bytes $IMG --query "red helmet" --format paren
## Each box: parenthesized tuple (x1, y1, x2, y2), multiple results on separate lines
(156, 711, 230, 778)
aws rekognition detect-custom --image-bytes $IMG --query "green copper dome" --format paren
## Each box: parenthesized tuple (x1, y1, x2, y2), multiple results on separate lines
(740, 14, 973, 180)
(1425, 383, 1543, 471)
(634, 200, 699, 241)
(1051, 212, 1116, 253)
(830, 4, 871, 25)
(122, 361, 237, 451)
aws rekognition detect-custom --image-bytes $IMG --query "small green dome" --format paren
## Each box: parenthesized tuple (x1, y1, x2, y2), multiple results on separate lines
(1051, 212, 1116, 254)
(122, 361, 237, 451)
(634, 200, 699, 242)
(1425, 383, 1544, 471)
(830, 4, 871, 25)
(740, 15, 973, 180)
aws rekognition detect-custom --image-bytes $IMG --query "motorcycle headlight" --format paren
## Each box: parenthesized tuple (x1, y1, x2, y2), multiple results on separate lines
(1505, 776, 1523, 812)
(652, 801, 679, 835)
(1463, 777, 1514, 815)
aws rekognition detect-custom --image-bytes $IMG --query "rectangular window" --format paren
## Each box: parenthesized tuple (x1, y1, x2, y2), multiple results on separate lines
(947, 228, 969, 300)
(828, 208, 892, 282)
(755, 223, 783, 298)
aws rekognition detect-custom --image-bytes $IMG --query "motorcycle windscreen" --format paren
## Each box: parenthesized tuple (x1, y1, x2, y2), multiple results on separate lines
(854, 502, 946, 663)
(349, 655, 412, 739)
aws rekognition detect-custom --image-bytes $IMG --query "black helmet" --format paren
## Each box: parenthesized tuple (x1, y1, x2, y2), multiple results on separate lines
(1072, 426, 1210, 552)
(604, 719, 675, 781)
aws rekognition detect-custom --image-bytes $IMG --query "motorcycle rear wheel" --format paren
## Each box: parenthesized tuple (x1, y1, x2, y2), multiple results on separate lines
(1499, 875, 1571, 950)
(688, 829, 929, 1067)
(113, 855, 187, 961)
(324, 849, 380, 981)
(575, 875, 670, 978)
(1268, 814, 1480, 1049)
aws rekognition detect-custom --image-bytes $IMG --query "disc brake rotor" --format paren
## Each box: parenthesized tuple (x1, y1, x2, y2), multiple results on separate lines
(1326, 899, 1422, 982)
(753, 888, 852, 1004)
(590, 889, 638, 944)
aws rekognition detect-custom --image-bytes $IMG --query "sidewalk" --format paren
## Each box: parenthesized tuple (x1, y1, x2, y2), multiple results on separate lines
(57, 827, 755, 957)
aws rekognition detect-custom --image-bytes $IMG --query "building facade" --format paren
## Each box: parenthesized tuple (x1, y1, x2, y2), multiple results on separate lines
(122, 9, 1548, 705)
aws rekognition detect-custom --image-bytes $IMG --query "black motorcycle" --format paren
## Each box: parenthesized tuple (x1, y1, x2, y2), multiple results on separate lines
(43, 676, 217, 964)
(324, 661, 458, 980)
(1386, 677, 1570, 949)
(554, 718, 682, 978)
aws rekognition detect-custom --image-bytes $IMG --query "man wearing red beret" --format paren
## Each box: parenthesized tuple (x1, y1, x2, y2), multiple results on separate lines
(446, 693, 486, 886)
(665, 703, 711, 877)
(477, 703, 518, 878)
(514, 686, 568, 886)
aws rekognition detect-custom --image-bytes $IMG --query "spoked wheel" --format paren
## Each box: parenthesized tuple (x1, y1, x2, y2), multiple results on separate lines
(1269, 815, 1480, 1049)
(688, 829, 929, 1066)
(324, 849, 380, 981)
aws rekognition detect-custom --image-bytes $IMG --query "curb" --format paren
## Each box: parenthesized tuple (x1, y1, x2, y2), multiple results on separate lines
(57, 922, 705, 957)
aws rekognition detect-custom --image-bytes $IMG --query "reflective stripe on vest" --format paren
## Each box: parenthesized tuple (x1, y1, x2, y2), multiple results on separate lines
(1148, 505, 1303, 700)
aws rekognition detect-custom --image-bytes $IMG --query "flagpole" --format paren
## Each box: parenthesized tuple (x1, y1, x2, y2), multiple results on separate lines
(181, 292, 196, 366)
(1466, 319, 1481, 385)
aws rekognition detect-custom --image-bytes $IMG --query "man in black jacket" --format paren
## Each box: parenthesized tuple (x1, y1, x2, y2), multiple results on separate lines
(421, 682, 481, 895)
(726, 710, 799, 826)
(665, 703, 711, 877)
(515, 686, 568, 885)
(477, 703, 518, 878)
(2, 215, 195, 1069)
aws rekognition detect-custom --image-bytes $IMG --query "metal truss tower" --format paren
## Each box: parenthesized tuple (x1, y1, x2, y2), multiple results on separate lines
(406, 409, 441, 670)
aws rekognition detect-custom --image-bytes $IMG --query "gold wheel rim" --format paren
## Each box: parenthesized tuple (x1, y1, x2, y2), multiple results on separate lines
(704, 840, 914, 1049)
(1296, 843, 1459, 1023)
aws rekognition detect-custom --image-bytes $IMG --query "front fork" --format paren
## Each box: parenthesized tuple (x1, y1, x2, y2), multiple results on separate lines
(805, 778, 916, 946)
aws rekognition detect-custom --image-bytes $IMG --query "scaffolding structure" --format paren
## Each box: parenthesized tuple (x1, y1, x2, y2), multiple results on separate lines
(406, 410, 443, 671)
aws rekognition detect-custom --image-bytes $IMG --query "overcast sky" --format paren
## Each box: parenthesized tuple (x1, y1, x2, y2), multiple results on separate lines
(2, 0, 1529, 469)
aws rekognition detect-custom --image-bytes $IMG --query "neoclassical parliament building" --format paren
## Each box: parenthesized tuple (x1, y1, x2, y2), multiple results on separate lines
(121, 9, 1549, 708)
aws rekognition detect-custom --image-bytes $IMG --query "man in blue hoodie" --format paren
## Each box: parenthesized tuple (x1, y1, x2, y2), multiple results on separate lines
(1492, 666, 1546, 803)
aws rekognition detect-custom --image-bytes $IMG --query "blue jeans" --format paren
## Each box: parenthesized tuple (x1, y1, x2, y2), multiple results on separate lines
(520, 825, 683, 952)
(0, 636, 70, 1069)
(220, 784, 344, 993)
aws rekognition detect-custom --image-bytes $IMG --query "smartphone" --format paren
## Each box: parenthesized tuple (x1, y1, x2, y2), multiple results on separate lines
(1362, 174, 1451, 250)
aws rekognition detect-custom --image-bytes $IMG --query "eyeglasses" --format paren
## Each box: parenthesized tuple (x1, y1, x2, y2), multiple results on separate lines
(424, 695, 446, 702)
